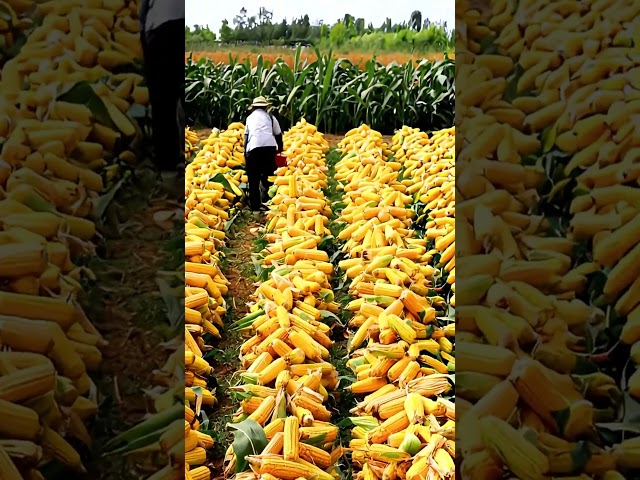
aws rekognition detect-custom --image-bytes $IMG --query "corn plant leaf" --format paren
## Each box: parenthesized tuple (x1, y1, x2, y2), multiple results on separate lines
(320, 309, 342, 326)
(92, 174, 128, 219)
(210, 172, 242, 197)
(102, 403, 183, 452)
(542, 121, 558, 153)
(57, 81, 116, 129)
(102, 428, 168, 456)
(155, 277, 184, 328)
(227, 418, 268, 473)
(301, 432, 328, 446)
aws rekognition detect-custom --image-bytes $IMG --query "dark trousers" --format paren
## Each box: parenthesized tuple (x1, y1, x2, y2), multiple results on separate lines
(141, 19, 184, 170)
(246, 146, 277, 211)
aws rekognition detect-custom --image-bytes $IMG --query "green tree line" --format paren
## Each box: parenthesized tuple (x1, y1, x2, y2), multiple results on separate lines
(185, 9, 454, 52)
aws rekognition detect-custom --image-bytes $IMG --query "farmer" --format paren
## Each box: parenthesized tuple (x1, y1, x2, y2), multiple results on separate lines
(139, 0, 184, 172)
(244, 96, 284, 212)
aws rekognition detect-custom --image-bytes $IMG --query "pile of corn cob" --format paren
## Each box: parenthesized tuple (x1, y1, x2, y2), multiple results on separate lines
(183, 171, 234, 478)
(185, 123, 248, 404)
(0, 0, 150, 477)
(0, 0, 36, 66)
(185, 180, 232, 346)
(457, 0, 640, 477)
(2, 0, 146, 170)
(224, 120, 344, 480)
(188, 124, 247, 208)
(331, 125, 455, 480)
(185, 126, 200, 157)
(391, 126, 455, 305)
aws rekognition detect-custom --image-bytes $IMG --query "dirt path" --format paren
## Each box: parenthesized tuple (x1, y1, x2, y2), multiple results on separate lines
(78, 172, 183, 480)
(202, 211, 263, 476)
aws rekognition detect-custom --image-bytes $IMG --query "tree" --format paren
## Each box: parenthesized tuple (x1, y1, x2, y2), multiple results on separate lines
(220, 19, 234, 43)
(258, 7, 273, 24)
(355, 17, 365, 35)
(385, 17, 392, 32)
(272, 18, 287, 39)
(343, 14, 354, 28)
(410, 11, 422, 31)
(248, 16, 257, 29)
(300, 14, 310, 38)
(320, 23, 328, 39)
(329, 21, 348, 46)
(233, 7, 247, 29)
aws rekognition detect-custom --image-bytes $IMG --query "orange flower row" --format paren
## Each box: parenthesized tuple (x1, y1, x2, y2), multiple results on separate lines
(186, 50, 453, 68)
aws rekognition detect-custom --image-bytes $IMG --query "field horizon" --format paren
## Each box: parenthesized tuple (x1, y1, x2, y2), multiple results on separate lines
(186, 46, 454, 67)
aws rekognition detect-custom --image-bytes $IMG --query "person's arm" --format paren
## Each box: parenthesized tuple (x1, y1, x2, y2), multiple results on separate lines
(273, 116, 283, 152)
(243, 115, 250, 151)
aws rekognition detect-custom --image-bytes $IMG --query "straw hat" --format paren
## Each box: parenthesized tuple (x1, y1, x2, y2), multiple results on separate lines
(251, 96, 270, 108)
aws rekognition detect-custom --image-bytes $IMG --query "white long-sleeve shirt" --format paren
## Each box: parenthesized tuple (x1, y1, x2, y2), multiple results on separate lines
(245, 109, 282, 153)
(142, 0, 184, 33)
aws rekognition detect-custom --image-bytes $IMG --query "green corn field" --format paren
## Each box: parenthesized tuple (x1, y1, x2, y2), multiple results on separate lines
(185, 47, 454, 134)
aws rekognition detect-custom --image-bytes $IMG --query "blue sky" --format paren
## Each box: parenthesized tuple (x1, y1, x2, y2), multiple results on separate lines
(186, 0, 454, 33)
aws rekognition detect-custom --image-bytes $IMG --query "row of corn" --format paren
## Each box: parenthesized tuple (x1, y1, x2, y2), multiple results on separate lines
(185, 127, 200, 157)
(0, 0, 150, 478)
(182, 128, 246, 480)
(222, 119, 346, 480)
(390, 126, 455, 305)
(328, 125, 455, 480)
(457, 0, 640, 478)
(188, 123, 247, 206)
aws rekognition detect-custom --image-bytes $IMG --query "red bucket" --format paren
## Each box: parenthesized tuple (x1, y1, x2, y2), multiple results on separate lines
(275, 153, 287, 168)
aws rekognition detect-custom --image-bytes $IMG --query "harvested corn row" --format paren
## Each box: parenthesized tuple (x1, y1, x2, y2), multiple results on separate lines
(187, 123, 247, 208)
(457, 0, 639, 477)
(391, 126, 455, 304)
(224, 120, 345, 480)
(0, 0, 149, 477)
(185, 126, 201, 156)
(179, 126, 252, 478)
(333, 125, 455, 480)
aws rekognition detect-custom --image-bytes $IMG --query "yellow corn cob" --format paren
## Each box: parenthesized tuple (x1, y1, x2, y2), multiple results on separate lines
(480, 416, 549, 480)
(263, 432, 285, 455)
(186, 447, 207, 465)
(246, 455, 332, 480)
(348, 376, 388, 394)
(0, 446, 21, 480)
(283, 416, 300, 461)
(41, 426, 84, 472)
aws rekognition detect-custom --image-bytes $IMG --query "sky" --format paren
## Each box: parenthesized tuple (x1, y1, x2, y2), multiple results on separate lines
(186, 0, 454, 34)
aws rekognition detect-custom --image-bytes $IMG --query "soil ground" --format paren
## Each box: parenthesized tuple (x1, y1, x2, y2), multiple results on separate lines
(202, 211, 262, 477)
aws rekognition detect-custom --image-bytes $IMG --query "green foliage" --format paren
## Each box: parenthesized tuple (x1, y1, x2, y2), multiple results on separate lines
(329, 22, 348, 47)
(227, 419, 268, 472)
(185, 8, 454, 53)
(184, 47, 454, 134)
